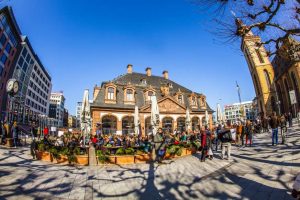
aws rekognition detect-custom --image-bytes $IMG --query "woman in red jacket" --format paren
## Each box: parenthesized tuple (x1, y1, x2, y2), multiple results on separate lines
(200, 126, 208, 162)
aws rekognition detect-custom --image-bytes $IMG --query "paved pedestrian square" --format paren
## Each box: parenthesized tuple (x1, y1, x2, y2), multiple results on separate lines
(0, 127, 299, 200)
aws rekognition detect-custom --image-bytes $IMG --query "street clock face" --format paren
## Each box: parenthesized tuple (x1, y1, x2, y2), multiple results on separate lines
(6, 80, 14, 92)
(13, 81, 19, 93)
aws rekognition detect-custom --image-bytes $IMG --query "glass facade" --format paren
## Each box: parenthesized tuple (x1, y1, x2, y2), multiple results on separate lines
(0, 13, 17, 81)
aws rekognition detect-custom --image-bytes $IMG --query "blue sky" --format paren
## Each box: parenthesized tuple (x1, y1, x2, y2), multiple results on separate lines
(6, 0, 255, 115)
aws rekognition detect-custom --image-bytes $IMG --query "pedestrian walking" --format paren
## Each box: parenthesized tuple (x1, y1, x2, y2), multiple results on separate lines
(288, 112, 293, 128)
(236, 122, 243, 147)
(245, 120, 253, 147)
(0, 120, 6, 145)
(241, 122, 246, 147)
(215, 124, 221, 151)
(11, 121, 19, 148)
(219, 122, 233, 160)
(279, 114, 287, 144)
(153, 128, 165, 163)
(200, 126, 208, 162)
(269, 112, 279, 146)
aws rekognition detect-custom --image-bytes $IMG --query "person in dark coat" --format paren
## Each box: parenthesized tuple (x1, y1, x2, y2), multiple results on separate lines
(269, 112, 279, 146)
(245, 120, 254, 147)
(0, 120, 6, 145)
(279, 114, 287, 144)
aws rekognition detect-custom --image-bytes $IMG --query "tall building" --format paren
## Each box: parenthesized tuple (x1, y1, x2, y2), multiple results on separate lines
(224, 101, 256, 124)
(240, 19, 300, 117)
(0, 6, 22, 118)
(11, 36, 52, 123)
(68, 115, 77, 128)
(49, 92, 65, 127)
(63, 108, 69, 127)
(241, 27, 276, 117)
(90, 65, 214, 135)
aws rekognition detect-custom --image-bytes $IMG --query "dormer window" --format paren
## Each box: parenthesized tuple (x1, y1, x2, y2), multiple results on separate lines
(126, 89, 134, 101)
(178, 95, 184, 104)
(191, 96, 197, 106)
(105, 83, 117, 104)
(107, 87, 115, 100)
(141, 79, 147, 85)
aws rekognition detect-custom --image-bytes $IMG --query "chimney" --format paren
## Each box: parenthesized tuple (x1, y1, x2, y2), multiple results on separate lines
(163, 70, 169, 79)
(127, 64, 133, 74)
(146, 67, 152, 76)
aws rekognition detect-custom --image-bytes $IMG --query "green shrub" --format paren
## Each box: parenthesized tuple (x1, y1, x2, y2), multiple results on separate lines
(136, 150, 146, 155)
(60, 147, 69, 156)
(67, 154, 77, 164)
(74, 147, 81, 155)
(116, 148, 125, 155)
(37, 143, 45, 151)
(167, 145, 183, 156)
(125, 148, 135, 155)
(97, 150, 110, 164)
(49, 147, 61, 160)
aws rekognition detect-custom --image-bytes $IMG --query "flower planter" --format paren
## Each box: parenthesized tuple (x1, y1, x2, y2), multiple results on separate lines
(55, 155, 68, 164)
(135, 154, 151, 164)
(186, 148, 196, 155)
(76, 155, 89, 166)
(164, 153, 174, 160)
(115, 155, 135, 165)
(36, 151, 52, 162)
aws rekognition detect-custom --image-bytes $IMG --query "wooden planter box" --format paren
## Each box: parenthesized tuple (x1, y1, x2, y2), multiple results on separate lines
(55, 155, 68, 164)
(36, 151, 52, 162)
(135, 154, 151, 163)
(115, 155, 135, 165)
(76, 155, 89, 166)
(186, 148, 196, 155)
(164, 153, 174, 160)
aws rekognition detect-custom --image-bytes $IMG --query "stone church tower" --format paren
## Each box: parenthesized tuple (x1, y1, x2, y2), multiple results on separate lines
(241, 30, 277, 117)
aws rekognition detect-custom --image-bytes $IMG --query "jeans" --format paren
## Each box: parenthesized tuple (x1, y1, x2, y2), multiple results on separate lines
(13, 138, 18, 147)
(215, 139, 219, 151)
(272, 128, 278, 145)
(222, 143, 231, 159)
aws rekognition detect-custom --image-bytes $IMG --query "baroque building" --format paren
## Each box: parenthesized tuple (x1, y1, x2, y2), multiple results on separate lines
(242, 29, 300, 117)
(90, 65, 213, 135)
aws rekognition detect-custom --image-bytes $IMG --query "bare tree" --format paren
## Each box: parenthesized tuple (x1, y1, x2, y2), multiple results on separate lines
(194, 0, 300, 56)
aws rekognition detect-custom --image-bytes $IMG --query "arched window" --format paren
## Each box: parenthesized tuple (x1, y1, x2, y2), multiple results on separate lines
(107, 87, 115, 100)
(177, 117, 186, 132)
(191, 96, 197, 106)
(290, 72, 300, 106)
(145, 117, 151, 135)
(264, 70, 272, 90)
(255, 48, 265, 63)
(253, 74, 261, 95)
(178, 95, 184, 104)
(122, 116, 134, 135)
(126, 89, 134, 101)
(162, 117, 173, 133)
(192, 117, 200, 131)
(102, 115, 117, 134)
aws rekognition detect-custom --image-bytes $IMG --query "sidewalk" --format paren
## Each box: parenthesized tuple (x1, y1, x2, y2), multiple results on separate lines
(0, 128, 299, 200)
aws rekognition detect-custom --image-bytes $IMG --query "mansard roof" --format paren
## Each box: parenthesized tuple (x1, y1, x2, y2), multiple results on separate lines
(91, 72, 214, 113)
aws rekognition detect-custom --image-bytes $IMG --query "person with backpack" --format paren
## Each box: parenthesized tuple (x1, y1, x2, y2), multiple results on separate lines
(219, 121, 233, 160)
(153, 128, 165, 163)
(279, 114, 287, 144)
(269, 112, 279, 146)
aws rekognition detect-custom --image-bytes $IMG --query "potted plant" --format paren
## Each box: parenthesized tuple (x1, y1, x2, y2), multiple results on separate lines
(115, 148, 135, 165)
(135, 150, 151, 164)
(36, 142, 52, 162)
(74, 147, 89, 166)
(96, 150, 110, 164)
